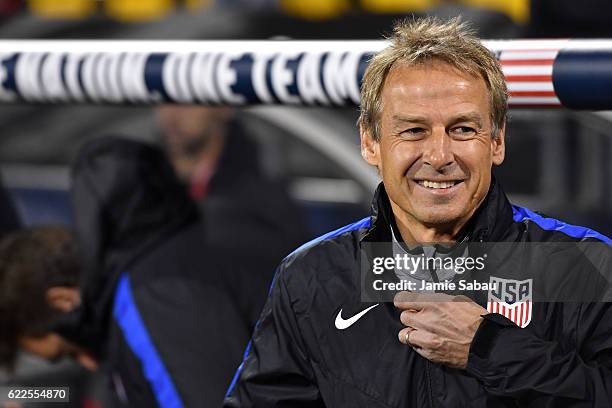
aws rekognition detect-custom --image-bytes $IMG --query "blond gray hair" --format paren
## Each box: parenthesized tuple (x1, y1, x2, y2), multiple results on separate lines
(358, 17, 508, 140)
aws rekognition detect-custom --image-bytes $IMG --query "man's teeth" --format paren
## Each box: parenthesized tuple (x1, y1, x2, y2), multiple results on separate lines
(418, 180, 458, 189)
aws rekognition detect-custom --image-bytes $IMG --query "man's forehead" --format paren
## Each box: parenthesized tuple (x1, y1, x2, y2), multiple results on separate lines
(385, 61, 485, 94)
(386, 59, 482, 82)
(381, 61, 490, 118)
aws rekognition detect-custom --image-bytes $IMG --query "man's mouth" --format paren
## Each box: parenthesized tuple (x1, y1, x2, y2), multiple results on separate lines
(416, 180, 463, 190)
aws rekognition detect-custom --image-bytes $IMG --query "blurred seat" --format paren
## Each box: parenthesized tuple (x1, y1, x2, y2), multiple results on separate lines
(360, 0, 437, 13)
(27, 0, 95, 19)
(279, 0, 351, 20)
(104, 0, 175, 22)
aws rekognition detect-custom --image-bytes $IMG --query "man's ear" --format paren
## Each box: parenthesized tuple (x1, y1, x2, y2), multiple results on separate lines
(360, 124, 380, 167)
(492, 122, 506, 166)
(46, 287, 81, 313)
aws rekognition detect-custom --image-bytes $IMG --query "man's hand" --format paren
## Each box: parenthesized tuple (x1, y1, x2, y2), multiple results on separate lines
(394, 291, 487, 369)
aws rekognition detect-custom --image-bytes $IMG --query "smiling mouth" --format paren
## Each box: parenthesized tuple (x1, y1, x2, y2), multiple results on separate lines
(416, 180, 463, 189)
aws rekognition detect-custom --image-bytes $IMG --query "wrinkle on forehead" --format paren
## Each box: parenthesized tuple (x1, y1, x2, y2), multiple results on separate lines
(381, 60, 490, 121)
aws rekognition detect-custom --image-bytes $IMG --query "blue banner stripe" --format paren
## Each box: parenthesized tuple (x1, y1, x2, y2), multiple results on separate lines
(113, 273, 185, 408)
(144, 53, 169, 101)
(553, 49, 612, 110)
(512, 205, 611, 245)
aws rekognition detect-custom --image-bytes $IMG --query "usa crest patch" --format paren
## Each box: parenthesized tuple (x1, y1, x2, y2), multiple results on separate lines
(487, 276, 533, 328)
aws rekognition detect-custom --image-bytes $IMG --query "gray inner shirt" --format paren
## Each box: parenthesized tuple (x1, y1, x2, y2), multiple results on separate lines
(391, 226, 466, 291)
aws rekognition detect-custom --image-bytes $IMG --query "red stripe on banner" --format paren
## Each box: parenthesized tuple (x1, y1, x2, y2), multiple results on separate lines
(501, 59, 555, 66)
(504, 75, 553, 82)
(517, 304, 523, 327)
(501, 305, 505, 316)
(501, 49, 560, 53)
(509, 91, 557, 97)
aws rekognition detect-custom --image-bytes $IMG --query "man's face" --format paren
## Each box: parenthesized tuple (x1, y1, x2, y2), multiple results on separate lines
(155, 105, 233, 180)
(361, 60, 505, 235)
(155, 105, 232, 153)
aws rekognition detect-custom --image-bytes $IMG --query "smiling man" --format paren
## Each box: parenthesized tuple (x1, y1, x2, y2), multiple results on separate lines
(224, 18, 612, 407)
(361, 58, 505, 244)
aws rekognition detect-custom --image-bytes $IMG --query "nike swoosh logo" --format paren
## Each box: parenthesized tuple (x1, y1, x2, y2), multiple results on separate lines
(334, 303, 380, 330)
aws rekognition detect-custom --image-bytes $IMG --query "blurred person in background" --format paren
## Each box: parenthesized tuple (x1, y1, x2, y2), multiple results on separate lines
(0, 226, 96, 372)
(63, 136, 276, 407)
(156, 105, 309, 262)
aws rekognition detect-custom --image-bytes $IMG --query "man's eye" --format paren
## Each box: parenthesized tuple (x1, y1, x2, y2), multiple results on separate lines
(402, 128, 425, 136)
(451, 127, 476, 137)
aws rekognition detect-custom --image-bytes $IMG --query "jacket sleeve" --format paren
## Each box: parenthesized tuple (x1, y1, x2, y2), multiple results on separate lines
(224, 265, 324, 407)
(467, 302, 612, 407)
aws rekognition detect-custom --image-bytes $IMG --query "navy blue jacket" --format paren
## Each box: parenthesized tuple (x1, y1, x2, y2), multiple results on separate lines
(225, 179, 612, 408)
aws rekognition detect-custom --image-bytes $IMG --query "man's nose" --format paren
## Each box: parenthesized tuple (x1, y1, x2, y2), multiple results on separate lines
(422, 127, 454, 170)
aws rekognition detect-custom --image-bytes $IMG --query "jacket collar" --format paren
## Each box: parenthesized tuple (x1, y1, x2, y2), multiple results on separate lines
(362, 174, 514, 244)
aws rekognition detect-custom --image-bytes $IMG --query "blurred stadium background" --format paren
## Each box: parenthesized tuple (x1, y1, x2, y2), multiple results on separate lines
(0, 1, 611, 407)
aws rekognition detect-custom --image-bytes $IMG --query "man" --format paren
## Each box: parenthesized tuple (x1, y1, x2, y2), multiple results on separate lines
(156, 105, 232, 189)
(66, 136, 277, 407)
(156, 105, 309, 261)
(0, 137, 276, 407)
(224, 17, 612, 407)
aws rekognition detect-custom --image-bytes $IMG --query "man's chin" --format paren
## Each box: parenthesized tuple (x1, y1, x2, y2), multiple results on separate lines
(414, 210, 466, 229)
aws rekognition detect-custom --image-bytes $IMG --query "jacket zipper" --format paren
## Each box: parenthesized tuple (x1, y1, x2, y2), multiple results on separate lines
(424, 360, 435, 408)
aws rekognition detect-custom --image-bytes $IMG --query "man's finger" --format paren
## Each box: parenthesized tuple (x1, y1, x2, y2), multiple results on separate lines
(393, 291, 425, 310)
(394, 291, 454, 310)
(399, 309, 417, 326)
(398, 327, 416, 347)
(394, 291, 418, 304)
(405, 328, 434, 349)
(399, 326, 441, 351)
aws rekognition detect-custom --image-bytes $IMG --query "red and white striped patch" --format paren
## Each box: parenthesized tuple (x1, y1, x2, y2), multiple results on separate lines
(487, 276, 533, 328)
(487, 299, 532, 328)
(499, 49, 562, 107)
